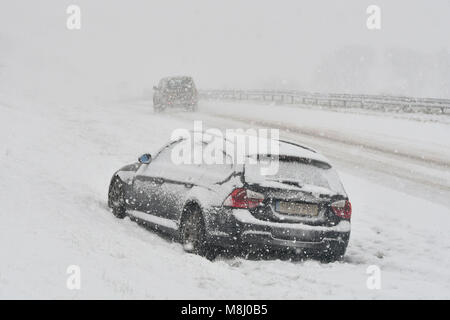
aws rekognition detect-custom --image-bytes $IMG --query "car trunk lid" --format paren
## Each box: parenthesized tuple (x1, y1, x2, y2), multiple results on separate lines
(243, 157, 347, 226)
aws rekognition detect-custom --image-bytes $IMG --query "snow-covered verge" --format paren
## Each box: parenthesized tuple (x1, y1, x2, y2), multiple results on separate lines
(0, 96, 449, 299)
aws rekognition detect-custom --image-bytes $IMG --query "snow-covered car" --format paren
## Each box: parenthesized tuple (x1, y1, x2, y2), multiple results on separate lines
(152, 76, 198, 112)
(108, 132, 351, 261)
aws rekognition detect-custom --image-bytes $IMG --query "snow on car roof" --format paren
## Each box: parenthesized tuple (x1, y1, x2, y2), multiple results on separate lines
(275, 140, 330, 164)
(162, 76, 193, 81)
(172, 130, 331, 165)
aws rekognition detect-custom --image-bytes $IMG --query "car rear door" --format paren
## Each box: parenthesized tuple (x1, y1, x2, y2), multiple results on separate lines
(155, 139, 205, 221)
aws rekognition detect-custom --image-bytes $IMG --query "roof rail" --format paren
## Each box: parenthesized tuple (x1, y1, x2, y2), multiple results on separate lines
(278, 139, 317, 153)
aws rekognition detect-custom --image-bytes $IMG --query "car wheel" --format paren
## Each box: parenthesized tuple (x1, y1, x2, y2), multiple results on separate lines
(108, 177, 126, 219)
(180, 206, 217, 260)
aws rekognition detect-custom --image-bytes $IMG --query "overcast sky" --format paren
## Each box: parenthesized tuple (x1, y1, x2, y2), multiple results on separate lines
(1, 0, 449, 101)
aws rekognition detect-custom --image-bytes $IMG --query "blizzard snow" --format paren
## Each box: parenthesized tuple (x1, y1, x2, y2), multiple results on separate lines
(0, 96, 449, 299)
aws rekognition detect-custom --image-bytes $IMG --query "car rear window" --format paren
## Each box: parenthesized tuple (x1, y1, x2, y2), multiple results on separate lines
(245, 156, 346, 195)
(167, 78, 194, 89)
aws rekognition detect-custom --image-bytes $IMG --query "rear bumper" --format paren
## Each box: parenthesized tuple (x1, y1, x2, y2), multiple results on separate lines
(240, 231, 348, 252)
(163, 96, 197, 105)
(209, 209, 350, 252)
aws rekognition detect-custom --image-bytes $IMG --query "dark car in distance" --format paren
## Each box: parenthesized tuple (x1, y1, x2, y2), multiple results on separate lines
(153, 76, 198, 112)
(108, 132, 352, 261)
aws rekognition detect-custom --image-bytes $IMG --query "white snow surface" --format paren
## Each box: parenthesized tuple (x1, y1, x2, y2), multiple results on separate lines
(0, 97, 449, 299)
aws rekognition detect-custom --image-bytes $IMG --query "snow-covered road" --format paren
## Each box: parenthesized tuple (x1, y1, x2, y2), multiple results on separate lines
(0, 97, 449, 299)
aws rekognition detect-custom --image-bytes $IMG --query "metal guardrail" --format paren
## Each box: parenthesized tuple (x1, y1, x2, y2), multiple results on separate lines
(199, 89, 450, 115)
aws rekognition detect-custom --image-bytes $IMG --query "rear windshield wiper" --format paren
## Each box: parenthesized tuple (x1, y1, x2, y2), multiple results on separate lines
(267, 179, 339, 197)
(266, 178, 304, 189)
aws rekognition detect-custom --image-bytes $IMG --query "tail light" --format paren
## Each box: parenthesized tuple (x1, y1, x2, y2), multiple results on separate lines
(331, 200, 352, 219)
(223, 188, 264, 209)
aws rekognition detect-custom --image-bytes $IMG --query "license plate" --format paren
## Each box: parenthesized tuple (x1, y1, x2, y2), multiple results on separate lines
(275, 201, 319, 216)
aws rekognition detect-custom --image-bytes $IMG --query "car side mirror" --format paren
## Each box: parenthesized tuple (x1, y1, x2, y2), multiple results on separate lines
(138, 153, 152, 164)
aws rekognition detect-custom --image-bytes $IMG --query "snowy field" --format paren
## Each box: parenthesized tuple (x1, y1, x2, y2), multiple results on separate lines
(0, 96, 449, 299)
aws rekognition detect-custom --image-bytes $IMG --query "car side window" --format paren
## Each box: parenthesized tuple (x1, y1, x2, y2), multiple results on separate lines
(142, 138, 233, 184)
(169, 140, 205, 183)
(142, 141, 180, 177)
(159, 79, 167, 90)
(145, 139, 205, 184)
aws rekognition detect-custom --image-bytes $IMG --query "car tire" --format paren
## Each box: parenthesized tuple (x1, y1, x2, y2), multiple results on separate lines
(184, 103, 197, 112)
(180, 206, 217, 260)
(108, 177, 127, 219)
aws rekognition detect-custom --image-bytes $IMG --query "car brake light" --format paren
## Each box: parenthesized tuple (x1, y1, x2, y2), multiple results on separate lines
(331, 200, 352, 219)
(223, 188, 264, 209)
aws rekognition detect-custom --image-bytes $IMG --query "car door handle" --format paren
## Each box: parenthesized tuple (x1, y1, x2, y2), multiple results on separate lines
(153, 178, 164, 185)
(136, 176, 164, 185)
(135, 175, 150, 182)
